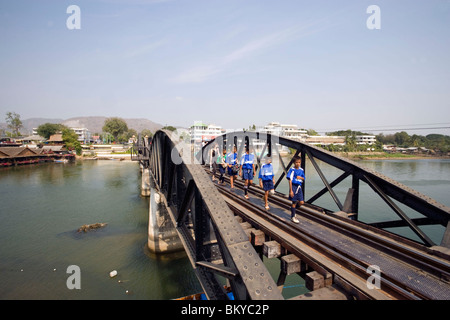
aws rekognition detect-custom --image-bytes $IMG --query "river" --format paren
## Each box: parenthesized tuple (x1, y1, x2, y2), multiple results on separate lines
(0, 158, 448, 299)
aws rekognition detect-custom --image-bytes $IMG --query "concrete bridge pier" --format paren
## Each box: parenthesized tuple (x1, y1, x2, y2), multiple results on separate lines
(147, 185, 184, 254)
(141, 167, 150, 197)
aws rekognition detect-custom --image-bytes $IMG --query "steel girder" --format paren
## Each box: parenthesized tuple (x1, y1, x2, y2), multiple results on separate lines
(146, 130, 283, 300)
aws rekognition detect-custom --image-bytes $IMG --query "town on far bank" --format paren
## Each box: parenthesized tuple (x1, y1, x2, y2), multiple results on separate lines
(1, 112, 449, 167)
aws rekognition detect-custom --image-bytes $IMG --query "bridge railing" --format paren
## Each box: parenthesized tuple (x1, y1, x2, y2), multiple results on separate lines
(200, 131, 450, 248)
(131, 134, 152, 167)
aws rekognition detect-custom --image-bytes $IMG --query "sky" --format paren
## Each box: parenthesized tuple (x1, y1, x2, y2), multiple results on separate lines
(1, 0, 450, 135)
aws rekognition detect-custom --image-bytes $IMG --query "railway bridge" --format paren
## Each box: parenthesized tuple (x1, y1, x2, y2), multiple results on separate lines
(132, 130, 450, 300)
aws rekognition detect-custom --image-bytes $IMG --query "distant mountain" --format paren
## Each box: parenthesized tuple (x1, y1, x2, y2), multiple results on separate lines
(3, 116, 163, 135)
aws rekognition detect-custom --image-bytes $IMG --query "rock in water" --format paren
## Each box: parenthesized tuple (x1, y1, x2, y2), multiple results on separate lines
(77, 223, 108, 233)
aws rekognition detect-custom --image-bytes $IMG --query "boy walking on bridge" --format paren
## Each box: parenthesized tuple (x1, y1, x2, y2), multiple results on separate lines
(226, 146, 239, 189)
(287, 156, 305, 223)
(259, 156, 275, 210)
(240, 147, 256, 199)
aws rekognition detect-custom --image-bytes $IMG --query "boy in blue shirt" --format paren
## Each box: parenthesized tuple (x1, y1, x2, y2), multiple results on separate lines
(287, 156, 305, 223)
(240, 147, 256, 199)
(259, 156, 275, 210)
(226, 146, 239, 189)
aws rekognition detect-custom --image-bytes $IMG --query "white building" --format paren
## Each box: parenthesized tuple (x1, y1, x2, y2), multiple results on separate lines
(71, 127, 91, 143)
(189, 121, 225, 152)
(257, 122, 308, 141)
(305, 135, 346, 146)
(247, 122, 308, 156)
(33, 126, 92, 143)
(190, 121, 225, 143)
(355, 135, 376, 145)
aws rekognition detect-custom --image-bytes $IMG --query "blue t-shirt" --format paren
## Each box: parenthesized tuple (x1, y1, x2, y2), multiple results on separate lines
(287, 167, 305, 186)
(226, 152, 238, 165)
(240, 153, 255, 170)
(259, 163, 274, 181)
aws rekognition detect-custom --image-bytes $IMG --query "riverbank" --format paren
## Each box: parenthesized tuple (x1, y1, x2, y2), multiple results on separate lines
(335, 152, 450, 160)
(76, 153, 132, 161)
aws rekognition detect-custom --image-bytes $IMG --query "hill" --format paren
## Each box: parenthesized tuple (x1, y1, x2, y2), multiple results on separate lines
(4, 116, 163, 135)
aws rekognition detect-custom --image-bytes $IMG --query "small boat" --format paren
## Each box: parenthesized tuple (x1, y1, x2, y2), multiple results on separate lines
(0, 162, 13, 167)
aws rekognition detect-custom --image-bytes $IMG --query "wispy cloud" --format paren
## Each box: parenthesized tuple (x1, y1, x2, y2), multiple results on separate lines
(170, 21, 328, 84)
(170, 64, 223, 84)
(123, 39, 168, 58)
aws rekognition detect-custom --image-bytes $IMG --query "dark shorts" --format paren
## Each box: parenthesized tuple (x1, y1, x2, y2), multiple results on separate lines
(289, 184, 304, 202)
(242, 168, 253, 180)
(228, 166, 238, 176)
(262, 180, 274, 191)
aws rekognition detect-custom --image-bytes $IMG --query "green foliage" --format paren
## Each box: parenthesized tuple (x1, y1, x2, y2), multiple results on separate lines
(162, 125, 176, 132)
(377, 132, 450, 152)
(102, 117, 128, 141)
(5, 112, 23, 137)
(37, 123, 64, 139)
(425, 134, 450, 153)
(326, 129, 371, 136)
(62, 128, 82, 155)
(306, 129, 319, 136)
(118, 128, 138, 143)
(322, 129, 449, 153)
(140, 129, 153, 138)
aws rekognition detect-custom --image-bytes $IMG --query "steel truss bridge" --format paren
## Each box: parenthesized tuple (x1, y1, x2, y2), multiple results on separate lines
(133, 130, 450, 300)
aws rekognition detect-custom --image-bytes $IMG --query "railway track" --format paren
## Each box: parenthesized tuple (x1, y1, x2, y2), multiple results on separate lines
(208, 171, 450, 300)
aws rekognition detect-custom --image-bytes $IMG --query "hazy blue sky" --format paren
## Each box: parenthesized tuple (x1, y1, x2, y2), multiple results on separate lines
(1, 0, 449, 134)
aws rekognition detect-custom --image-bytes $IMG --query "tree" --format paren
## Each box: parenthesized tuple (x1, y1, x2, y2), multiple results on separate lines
(162, 125, 176, 132)
(394, 131, 410, 147)
(409, 134, 426, 148)
(5, 112, 23, 137)
(140, 129, 153, 138)
(118, 129, 138, 143)
(102, 118, 128, 142)
(62, 127, 82, 155)
(374, 140, 383, 151)
(306, 129, 319, 136)
(376, 133, 395, 145)
(327, 129, 371, 136)
(344, 134, 357, 152)
(425, 134, 450, 153)
(37, 123, 64, 139)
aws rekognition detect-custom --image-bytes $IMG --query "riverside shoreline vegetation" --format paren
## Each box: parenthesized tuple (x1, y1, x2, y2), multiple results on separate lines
(334, 152, 450, 160)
